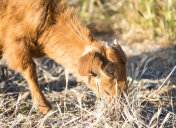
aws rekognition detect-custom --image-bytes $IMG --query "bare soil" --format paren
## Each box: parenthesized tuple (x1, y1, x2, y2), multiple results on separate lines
(0, 33, 175, 127)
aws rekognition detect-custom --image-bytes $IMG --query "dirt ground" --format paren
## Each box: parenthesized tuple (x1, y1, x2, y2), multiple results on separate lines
(0, 32, 175, 127)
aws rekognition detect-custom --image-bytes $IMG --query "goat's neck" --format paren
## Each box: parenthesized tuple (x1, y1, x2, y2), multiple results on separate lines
(41, 23, 103, 83)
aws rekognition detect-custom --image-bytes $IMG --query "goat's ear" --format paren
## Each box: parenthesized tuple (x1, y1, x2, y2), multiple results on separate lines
(78, 52, 103, 76)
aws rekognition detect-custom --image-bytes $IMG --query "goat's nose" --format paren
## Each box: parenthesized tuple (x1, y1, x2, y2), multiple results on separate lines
(119, 81, 128, 90)
(125, 81, 128, 86)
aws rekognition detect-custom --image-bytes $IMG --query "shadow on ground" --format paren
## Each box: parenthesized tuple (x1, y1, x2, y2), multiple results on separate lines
(127, 44, 176, 86)
(0, 44, 175, 94)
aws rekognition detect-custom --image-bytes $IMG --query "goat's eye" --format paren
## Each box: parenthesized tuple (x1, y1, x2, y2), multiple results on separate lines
(106, 70, 113, 75)
(102, 63, 115, 78)
(105, 69, 114, 77)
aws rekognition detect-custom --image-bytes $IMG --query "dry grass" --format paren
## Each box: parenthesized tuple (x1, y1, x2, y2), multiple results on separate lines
(0, 1, 176, 127)
(0, 57, 175, 128)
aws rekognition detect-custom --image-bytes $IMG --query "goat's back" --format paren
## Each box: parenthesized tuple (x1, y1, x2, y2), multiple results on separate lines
(0, 0, 63, 47)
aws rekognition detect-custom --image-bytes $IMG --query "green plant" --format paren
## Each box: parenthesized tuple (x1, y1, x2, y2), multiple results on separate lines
(67, 0, 176, 43)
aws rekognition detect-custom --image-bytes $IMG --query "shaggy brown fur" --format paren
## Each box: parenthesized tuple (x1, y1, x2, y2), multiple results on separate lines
(0, 0, 127, 114)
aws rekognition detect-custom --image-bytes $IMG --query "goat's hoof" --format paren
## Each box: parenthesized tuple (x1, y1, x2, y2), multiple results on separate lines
(38, 105, 51, 114)
(38, 101, 52, 114)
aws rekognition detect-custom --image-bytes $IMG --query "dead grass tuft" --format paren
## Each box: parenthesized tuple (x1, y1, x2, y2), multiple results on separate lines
(0, 57, 175, 127)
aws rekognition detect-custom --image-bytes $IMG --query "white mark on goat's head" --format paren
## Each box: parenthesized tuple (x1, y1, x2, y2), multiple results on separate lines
(83, 46, 99, 56)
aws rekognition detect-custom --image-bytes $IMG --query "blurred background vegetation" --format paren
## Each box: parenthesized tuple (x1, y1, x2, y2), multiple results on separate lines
(65, 0, 176, 44)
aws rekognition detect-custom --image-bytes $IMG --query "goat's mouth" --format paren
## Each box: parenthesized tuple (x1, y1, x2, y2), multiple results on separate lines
(104, 89, 111, 96)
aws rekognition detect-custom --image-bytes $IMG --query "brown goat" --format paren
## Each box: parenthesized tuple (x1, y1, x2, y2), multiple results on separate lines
(0, 0, 127, 114)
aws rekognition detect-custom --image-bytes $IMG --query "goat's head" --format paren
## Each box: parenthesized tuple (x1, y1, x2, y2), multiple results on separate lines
(78, 40, 127, 102)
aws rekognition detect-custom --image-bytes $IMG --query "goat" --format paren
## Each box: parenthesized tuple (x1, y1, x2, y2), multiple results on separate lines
(0, 0, 127, 114)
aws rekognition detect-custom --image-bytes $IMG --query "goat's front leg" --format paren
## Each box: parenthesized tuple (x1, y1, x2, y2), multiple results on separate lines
(4, 47, 51, 114)
(21, 60, 52, 114)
